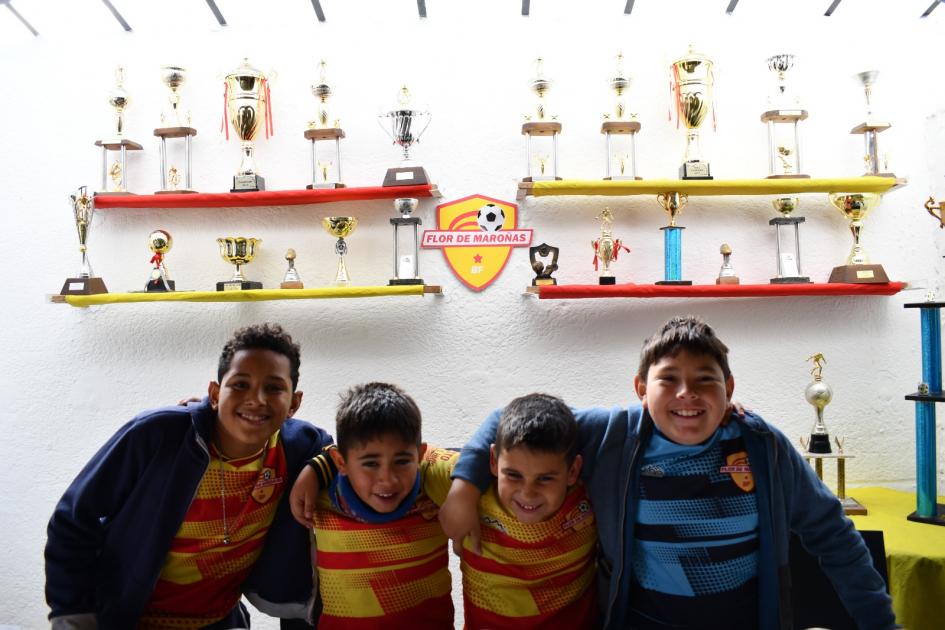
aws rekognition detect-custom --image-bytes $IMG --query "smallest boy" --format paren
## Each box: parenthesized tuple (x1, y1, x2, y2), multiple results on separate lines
(303, 382, 454, 629)
(450, 393, 598, 629)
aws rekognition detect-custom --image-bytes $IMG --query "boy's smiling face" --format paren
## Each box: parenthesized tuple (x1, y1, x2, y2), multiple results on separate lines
(634, 349, 734, 445)
(330, 433, 427, 513)
(490, 445, 581, 524)
(208, 348, 302, 458)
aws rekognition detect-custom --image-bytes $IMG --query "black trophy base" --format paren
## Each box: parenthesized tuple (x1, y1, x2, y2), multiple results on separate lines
(146, 279, 176, 292)
(60, 277, 108, 295)
(679, 161, 713, 180)
(231, 174, 265, 193)
(383, 166, 430, 187)
(771, 276, 812, 284)
(907, 503, 945, 527)
(656, 280, 693, 286)
(216, 280, 263, 292)
(599, 277, 616, 285)
(807, 434, 832, 454)
(828, 264, 889, 284)
(389, 278, 425, 286)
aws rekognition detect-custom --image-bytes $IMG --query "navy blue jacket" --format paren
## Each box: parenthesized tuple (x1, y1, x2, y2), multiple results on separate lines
(453, 404, 897, 630)
(45, 398, 332, 629)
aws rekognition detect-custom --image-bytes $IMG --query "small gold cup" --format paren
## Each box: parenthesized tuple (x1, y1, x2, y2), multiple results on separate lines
(322, 217, 357, 286)
(216, 236, 263, 291)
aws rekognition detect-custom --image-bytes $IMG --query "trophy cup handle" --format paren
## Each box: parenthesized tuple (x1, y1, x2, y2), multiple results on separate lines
(377, 114, 395, 143)
(417, 111, 433, 142)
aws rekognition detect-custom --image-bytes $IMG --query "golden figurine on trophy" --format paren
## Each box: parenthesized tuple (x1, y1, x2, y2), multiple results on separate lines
(522, 58, 562, 182)
(95, 66, 142, 195)
(827, 192, 889, 283)
(671, 46, 715, 180)
(216, 237, 263, 290)
(154, 66, 197, 194)
(761, 54, 809, 179)
(602, 53, 642, 180)
(224, 58, 272, 192)
(60, 186, 108, 295)
(304, 60, 346, 189)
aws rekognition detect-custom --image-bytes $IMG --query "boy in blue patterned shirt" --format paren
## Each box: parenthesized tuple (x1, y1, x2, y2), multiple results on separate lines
(441, 315, 898, 630)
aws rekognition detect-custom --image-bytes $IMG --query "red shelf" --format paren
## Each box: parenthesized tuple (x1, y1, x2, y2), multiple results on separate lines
(532, 282, 907, 299)
(93, 184, 440, 209)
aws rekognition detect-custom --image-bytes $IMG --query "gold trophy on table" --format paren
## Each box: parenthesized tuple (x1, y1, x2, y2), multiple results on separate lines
(224, 58, 272, 192)
(671, 46, 714, 180)
(60, 186, 108, 295)
(323, 217, 358, 286)
(827, 193, 889, 283)
(216, 237, 263, 290)
(592, 208, 630, 285)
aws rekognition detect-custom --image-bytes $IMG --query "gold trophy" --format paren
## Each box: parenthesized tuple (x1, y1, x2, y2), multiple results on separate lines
(602, 53, 642, 180)
(799, 353, 866, 515)
(224, 58, 271, 192)
(280, 248, 304, 289)
(851, 71, 894, 177)
(304, 60, 346, 189)
(323, 217, 357, 286)
(827, 192, 889, 283)
(95, 66, 142, 195)
(216, 237, 263, 291)
(155, 66, 197, 194)
(145, 229, 175, 292)
(522, 58, 562, 182)
(592, 208, 630, 285)
(671, 46, 715, 180)
(60, 186, 108, 295)
(716, 244, 739, 284)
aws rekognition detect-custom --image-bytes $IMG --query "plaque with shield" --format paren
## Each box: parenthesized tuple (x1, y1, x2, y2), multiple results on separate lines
(379, 86, 431, 187)
(216, 237, 263, 291)
(224, 59, 272, 192)
(530, 243, 559, 286)
(305, 61, 346, 189)
(390, 198, 423, 285)
(154, 66, 197, 194)
(96, 67, 142, 195)
(145, 229, 175, 292)
(602, 53, 642, 181)
(60, 186, 108, 295)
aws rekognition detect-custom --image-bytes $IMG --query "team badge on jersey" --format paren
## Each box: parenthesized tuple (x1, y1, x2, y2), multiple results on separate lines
(720, 452, 754, 492)
(251, 467, 283, 503)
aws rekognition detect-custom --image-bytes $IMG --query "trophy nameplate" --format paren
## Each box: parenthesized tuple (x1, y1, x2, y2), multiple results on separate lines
(232, 174, 265, 192)
(827, 264, 889, 284)
(60, 277, 108, 296)
(217, 279, 263, 291)
(383, 166, 430, 187)
(680, 161, 712, 180)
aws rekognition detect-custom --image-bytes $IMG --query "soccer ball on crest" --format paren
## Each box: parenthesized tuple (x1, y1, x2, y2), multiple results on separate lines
(476, 204, 506, 231)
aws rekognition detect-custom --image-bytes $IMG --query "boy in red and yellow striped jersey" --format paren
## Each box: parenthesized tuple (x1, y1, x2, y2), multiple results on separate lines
(448, 393, 598, 629)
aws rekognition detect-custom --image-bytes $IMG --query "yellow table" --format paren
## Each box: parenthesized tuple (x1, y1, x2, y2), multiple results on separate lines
(848, 487, 945, 630)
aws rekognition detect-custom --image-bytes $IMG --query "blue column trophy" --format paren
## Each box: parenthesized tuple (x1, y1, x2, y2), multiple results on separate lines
(655, 192, 691, 285)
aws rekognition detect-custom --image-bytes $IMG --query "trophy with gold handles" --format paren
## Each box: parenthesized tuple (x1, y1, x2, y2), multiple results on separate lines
(224, 58, 272, 192)
(95, 66, 142, 195)
(592, 208, 630, 285)
(323, 217, 358, 286)
(216, 237, 263, 290)
(145, 229, 175, 292)
(60, 186, 108, 295)
(827, 192, 889, 283)
(671, 47, 714, 180)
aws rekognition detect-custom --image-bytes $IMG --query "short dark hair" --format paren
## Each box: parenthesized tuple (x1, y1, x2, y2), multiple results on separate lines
(217, 323, 302, 390)
(335, 382, 422, 454)
(637, 315, 731, 380)
(495, 393, 578, 464)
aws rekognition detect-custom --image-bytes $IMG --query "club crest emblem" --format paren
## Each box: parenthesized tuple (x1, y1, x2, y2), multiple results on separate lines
(251, 467, 283, 504)
(721, 452, 754, 492)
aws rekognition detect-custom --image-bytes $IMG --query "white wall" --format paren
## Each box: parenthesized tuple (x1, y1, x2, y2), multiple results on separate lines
(3, 0, 945, 627)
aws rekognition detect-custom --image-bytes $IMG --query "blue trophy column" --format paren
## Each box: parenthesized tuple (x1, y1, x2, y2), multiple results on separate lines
(656, 226, 691, 285)
(905, 301, 945, 525)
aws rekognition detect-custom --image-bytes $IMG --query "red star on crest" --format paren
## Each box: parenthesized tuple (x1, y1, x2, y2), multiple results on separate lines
(473, 254, 483, 263)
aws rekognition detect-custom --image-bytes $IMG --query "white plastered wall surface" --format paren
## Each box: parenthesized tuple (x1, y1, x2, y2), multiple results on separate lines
(1, 0, 944, 627)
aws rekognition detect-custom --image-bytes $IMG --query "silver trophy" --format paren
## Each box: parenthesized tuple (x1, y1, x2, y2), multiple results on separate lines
(378, 86, 432, 187)
(850, 70, 894, 177)
(761, 54, 809, 179)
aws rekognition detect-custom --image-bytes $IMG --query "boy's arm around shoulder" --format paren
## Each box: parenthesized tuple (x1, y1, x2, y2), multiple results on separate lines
(45, 414, 165, 627)
(289, 445, 337, 527)
(773, 426, 899, 630)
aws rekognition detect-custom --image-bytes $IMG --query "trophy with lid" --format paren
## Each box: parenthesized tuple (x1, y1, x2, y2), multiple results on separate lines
(851, 71, 894, 177)
(761, 55, 809, 179)
(378, 86, 431, 187)
(671, 46, 714, 180)
(154, 66, 197, 194)
(224, 58, 272, 192)
(799, 353, 866, 515)
(827, 192, 889, 283)
(522, 58, 562, 182)
(304, 60, 346, 189)
(60, 186, 108, 295)
(95, 66, 142, 195)
(769, 197, 811, 283)
(602, 53, 642, 181)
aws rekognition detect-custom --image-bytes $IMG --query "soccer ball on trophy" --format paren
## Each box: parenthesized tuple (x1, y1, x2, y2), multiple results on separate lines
(477, 204, 506, 231)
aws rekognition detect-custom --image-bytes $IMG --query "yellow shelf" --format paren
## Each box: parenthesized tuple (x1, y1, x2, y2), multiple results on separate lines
(49, 285, 441, 308)
(517, 176, 906, 199)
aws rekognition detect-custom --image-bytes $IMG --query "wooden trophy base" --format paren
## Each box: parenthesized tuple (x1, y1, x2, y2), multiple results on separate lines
(522, 176, 563, 182)
(604, 176, 644, 181)
(828, 264, 889, 284)
(716, 276, 740, 285)
(841, 496, 868, 516)
(280, 281, 304, 289)
(155, 189, 197, 195)
(383, 166, 430, 187)
(231, 174, 265, 193)
(61, 277, 108, 295)
(216, 280, 263, 292)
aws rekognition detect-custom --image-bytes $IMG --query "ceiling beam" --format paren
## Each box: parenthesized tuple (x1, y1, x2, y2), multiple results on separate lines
(725, 0, 739, 14)
(310, 0, 326, 22)
(824, 0, 842, 16)
(417, 0, 427, 18)
(921, 0, 941, 18)
(205, 0, 226, 26)
(3, 1, 39, 36)
(101, 0, 131, 31)
(624, 0, 635, 15)
(522, 0, 529, 16)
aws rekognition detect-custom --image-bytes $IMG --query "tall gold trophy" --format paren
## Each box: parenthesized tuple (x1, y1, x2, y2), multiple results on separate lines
(827, 193, 889, 283)
(224, 58, 271, 192)
(671, 47, 715, 180)
(61, 187, 108, 295)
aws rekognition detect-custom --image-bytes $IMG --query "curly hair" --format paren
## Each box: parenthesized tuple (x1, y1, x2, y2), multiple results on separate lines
(217, 323, 302, 390)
